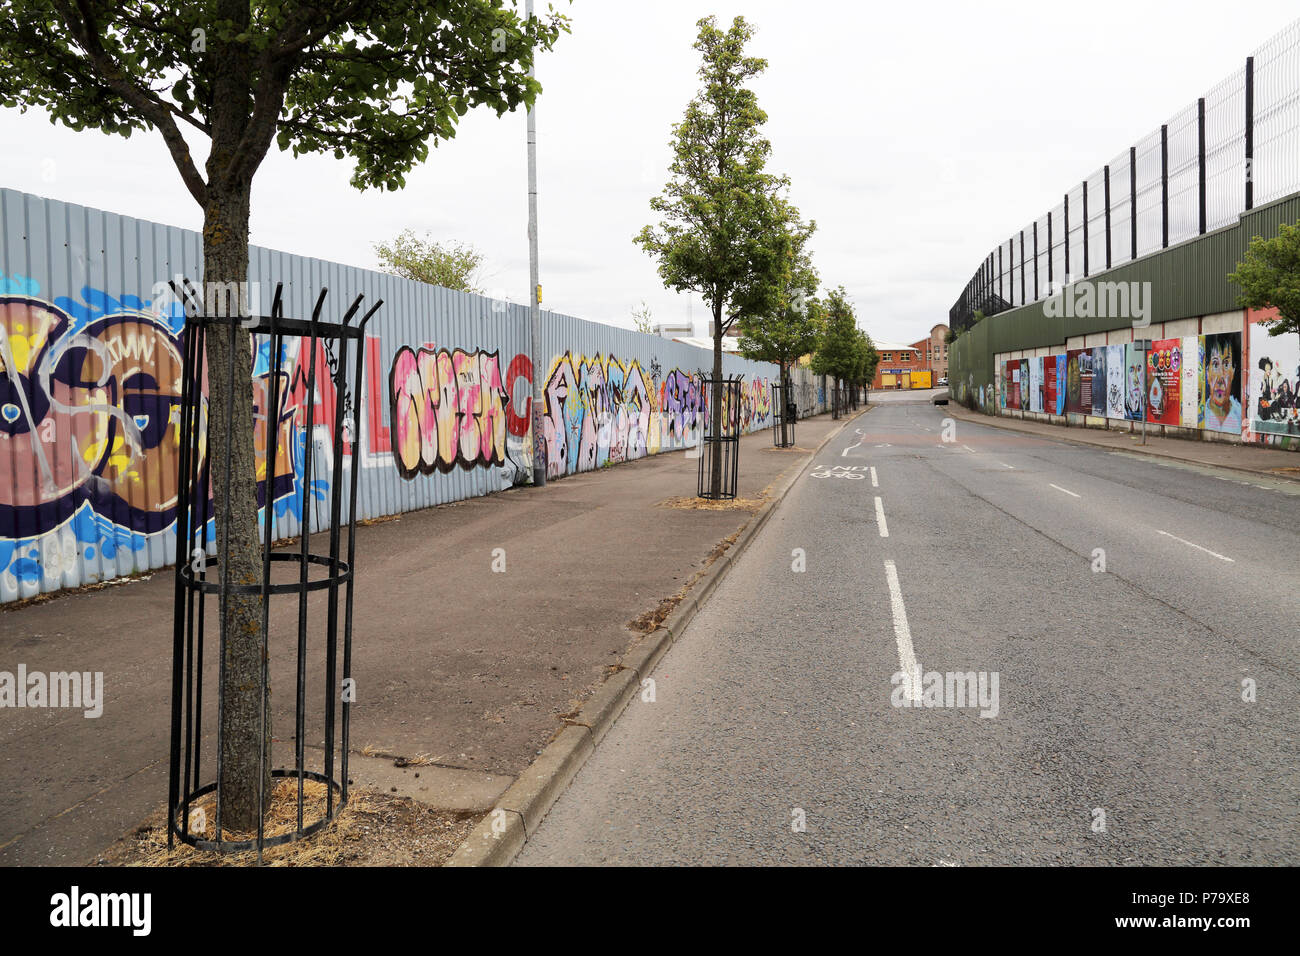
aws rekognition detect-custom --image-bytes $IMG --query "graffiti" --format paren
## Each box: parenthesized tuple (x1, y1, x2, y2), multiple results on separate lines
(543, 352, 655, 478)
(389, 345, 509, 478)
(1, 287, 347, 595)
(386, 348, 777, 483)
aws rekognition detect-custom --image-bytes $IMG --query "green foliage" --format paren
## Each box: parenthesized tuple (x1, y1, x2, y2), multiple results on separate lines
(1229, 220, 1300, 338)
(736, 199, 819, 379)
(634, 15, 791, 343)
(851, 327, 879, 386)
(944, 327, 958, 345)
(631, 300, 654, 334)
(811, 287, 875, 385)
(0, 1, 570, 204)
(374, 230, 486, 293)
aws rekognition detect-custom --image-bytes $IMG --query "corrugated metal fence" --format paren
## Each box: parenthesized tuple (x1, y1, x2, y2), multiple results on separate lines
(0, 187, 825, 603)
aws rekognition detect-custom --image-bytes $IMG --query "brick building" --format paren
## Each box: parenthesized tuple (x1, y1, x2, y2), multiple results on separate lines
(911, 324, 950, 381)
(871, 342, 923, 389)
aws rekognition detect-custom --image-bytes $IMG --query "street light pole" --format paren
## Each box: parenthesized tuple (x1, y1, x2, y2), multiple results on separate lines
(526, 0, 545, 487)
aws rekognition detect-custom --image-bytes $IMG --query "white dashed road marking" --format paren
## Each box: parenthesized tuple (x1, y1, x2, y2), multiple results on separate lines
(883, 560, 922, 703)
(1157, 530, 1235, 563)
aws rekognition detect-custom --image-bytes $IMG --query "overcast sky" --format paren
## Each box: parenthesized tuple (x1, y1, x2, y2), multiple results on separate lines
(2, 1, 1297, 345)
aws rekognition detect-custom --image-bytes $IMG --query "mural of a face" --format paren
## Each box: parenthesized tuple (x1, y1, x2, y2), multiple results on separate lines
(1206, 341, 1235, 418)
(1126, 361, 1143, 414)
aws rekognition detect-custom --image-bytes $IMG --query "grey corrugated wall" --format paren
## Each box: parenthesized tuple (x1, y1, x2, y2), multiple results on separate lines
(0, 187, 821, 603)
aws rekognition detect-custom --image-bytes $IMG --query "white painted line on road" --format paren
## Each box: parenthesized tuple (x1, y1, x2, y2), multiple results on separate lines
(1049, 483, 1081, 498)
(962, 445, 976, 453)
(1156, 530, 1235, 563)
(874, 496, 889, 537)
(870, 467, 879, 488)
(997, 462, 1014, 469)
(884, 560, 922, 703)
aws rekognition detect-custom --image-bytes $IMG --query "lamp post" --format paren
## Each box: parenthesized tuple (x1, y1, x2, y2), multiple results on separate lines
(526, 0, 546, 487)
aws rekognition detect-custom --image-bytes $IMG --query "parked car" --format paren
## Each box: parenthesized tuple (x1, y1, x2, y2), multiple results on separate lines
(937, 377, 948, 387)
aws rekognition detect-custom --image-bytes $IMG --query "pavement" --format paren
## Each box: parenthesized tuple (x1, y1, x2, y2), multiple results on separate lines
(516, 393, 1300, 865)
(0, 410, 853, 866)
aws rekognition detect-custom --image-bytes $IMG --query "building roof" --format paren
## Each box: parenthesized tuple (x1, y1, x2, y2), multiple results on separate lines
(672, 336, 742, 354)
(874, 342, 920, 352)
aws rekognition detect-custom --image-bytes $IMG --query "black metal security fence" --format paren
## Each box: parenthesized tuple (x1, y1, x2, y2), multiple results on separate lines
(950, 20, 1300, 333)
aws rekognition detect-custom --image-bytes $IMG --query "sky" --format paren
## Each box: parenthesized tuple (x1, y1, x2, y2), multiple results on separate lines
(2, 1, 1298, 346)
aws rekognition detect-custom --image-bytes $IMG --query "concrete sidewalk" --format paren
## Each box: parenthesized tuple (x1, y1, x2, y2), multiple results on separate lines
(947, 403, 1300, 481)
(0, 410, 858, 865)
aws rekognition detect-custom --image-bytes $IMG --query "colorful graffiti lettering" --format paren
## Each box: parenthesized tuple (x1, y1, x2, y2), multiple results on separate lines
(543, 353, 657, 479)
(0, 287, 355, 594)
(388, 345, 510, 478)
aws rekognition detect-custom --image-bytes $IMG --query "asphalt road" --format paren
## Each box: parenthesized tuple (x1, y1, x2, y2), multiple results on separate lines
(517, 398, 1300, 865)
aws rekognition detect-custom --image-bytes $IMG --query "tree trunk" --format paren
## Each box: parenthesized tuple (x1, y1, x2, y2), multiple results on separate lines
(710, 299, 724, 497)
(203, 180, 272, 832)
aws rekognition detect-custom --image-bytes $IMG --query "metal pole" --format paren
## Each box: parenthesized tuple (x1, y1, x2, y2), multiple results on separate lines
(526, 0, 546, 487)
(1063, 193, 1070, 279)
(1140, 339, 1148, 445)
(1032, 221, 1039, 300)
(1245, 56, 1255, 211)
(1198, 97, 1207, 234)
(1019, 230, 1025, 305)
(1161, 124, 1169, 248)
(1130, 146, 1138, 259)
(1082, 180, 1090, 278)
(1104, 165, 1112, 269)
(1047, 211, 1054, 288)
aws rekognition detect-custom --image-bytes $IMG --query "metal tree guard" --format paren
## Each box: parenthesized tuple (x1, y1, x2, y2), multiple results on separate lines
(167, 279, 381, 857)
(697, 375, 741, 500)
(772, 382, 794, 448)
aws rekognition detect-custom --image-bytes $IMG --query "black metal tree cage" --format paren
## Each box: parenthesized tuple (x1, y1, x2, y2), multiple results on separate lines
(697, 375, 741, 500)
(772, 382, 795, 448)
(167, 279, 381, 857)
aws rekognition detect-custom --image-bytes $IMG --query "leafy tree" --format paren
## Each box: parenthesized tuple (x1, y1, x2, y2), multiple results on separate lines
(635, 15, 791, 496)
(810, 286, 858, 381)
(0, 0, 567, 829)
(1229, 220, 1300, 344)
(375, 231, 486, 293)
(631, 300, 654, 334)
(736, 199, 818, 408)
(851, 329, 879, 391)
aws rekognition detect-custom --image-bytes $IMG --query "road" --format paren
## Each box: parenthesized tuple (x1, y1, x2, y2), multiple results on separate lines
(517, 397, 1300, 865)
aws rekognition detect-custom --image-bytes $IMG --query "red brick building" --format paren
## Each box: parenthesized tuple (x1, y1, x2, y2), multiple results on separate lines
(911, 324, 950, 381)
(871, 342, 923, 389)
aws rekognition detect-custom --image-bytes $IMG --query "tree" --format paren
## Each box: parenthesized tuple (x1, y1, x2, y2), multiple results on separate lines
(375, 231, 486, 293)
(1, 0, 567, 830)
(631, 300, 654, 334)
(811, 286, 861, 388)
(736, 200, 818, 413)
(850, 329, 879, 393)
(1229, 220, 1300, 345)
(635, 15, 791, 496)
